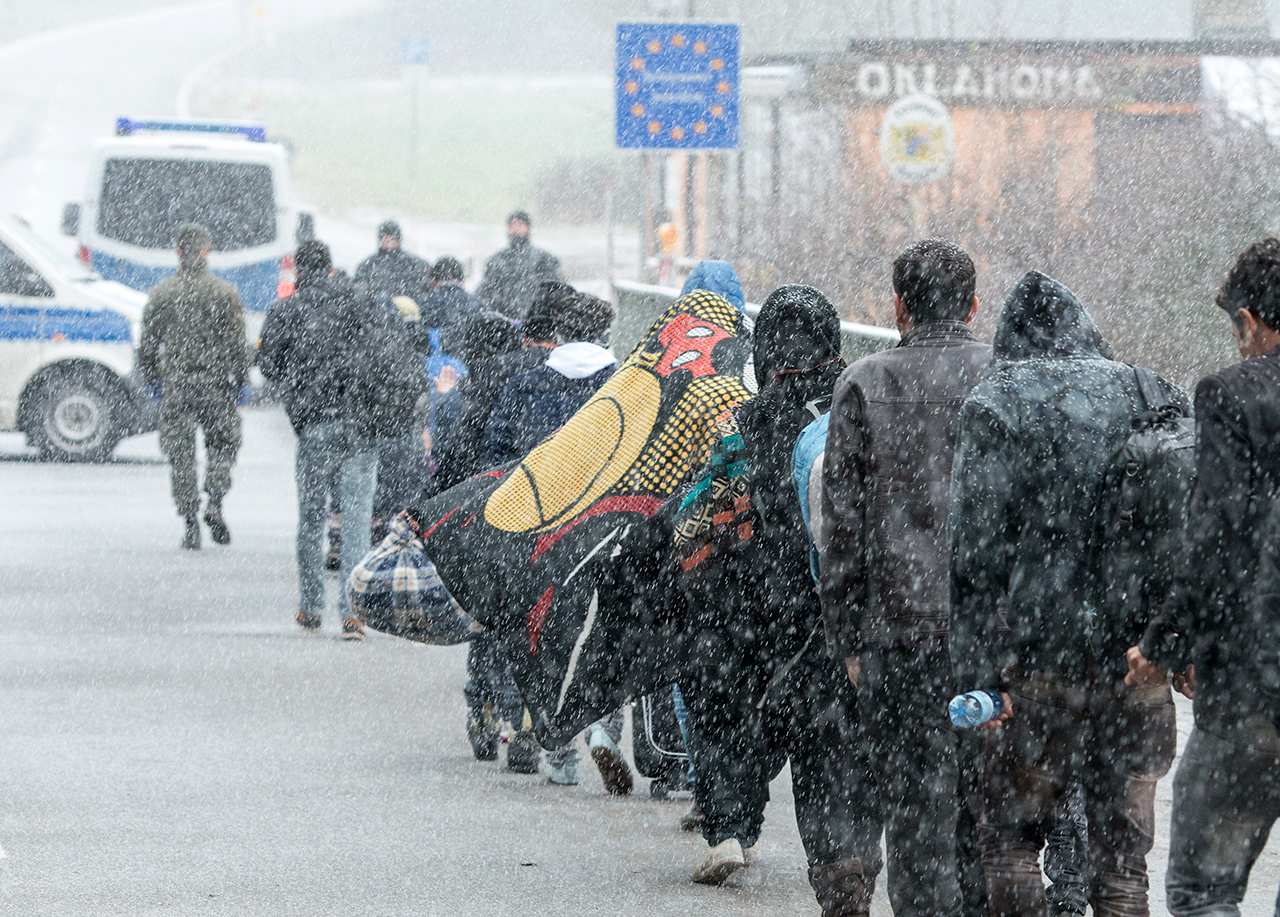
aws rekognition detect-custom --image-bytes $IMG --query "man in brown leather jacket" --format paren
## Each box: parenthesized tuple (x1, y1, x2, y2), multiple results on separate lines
(820, 240, 991, 917)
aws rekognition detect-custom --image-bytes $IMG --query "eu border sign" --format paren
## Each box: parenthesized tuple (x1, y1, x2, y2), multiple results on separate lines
(615, 22, 740, 151)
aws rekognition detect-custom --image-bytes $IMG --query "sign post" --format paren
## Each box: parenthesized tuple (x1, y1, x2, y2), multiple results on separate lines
(616, 21, 739, 279)
(401, 37, 430, 189)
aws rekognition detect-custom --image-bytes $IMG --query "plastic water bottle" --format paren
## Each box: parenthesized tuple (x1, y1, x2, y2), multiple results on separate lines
(948, 690, 1004, 729)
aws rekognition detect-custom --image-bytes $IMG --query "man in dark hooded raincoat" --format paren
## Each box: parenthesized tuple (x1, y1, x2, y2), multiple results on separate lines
(672, 285, 882, 917)
(949, 271, 1185, 917)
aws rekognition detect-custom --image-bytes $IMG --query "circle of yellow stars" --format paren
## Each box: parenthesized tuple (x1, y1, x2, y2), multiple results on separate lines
(624, 32, 732, 142)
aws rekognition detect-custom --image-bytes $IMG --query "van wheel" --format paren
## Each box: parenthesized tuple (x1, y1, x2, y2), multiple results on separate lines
(30, 370, 121, 462)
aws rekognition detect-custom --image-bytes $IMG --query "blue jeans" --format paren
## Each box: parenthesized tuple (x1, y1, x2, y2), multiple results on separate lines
(1166, 720, 1280, 916)
(296, 422, 378, 619)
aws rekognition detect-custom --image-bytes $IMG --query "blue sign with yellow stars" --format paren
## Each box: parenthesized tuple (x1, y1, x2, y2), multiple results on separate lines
(615, 21, 740, 150)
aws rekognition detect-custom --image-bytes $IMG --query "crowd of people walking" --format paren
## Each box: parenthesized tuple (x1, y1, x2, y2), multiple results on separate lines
(136, 209, 1280, 915)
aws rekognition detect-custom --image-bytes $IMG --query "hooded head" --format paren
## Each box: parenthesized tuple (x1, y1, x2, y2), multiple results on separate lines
(457, 311, 518, 366)
(295, 240, 333, 288)
(752, 284, 843, 389)
(681, 260, 744, 312)
(377, 220, 401, 252)
(993, 271, 1112, 362)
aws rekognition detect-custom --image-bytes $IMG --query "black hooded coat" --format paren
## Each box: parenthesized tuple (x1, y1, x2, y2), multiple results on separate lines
(949, 271, 1186, 691)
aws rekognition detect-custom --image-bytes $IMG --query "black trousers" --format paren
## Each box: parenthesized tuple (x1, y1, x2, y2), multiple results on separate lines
(682, 626, 882, 886)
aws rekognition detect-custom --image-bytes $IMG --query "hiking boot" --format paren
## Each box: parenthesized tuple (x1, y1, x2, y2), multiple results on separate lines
(295, 610, 322, 631)
(679, 799, 705, 832)
(340, 616, 365, 641)
(809, 856, 874, 917)
(547, 758, 580, 786)
(466, 712, 500, 761)
(203, 501, 230, 545)
(181, 515, 201, 550)
(588, 723, 633, 796)
(506, 730, 541, 774)
(692, 838, 747, 886)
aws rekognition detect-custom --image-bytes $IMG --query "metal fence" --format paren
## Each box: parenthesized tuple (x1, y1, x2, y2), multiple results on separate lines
(610, 279, 900, 363)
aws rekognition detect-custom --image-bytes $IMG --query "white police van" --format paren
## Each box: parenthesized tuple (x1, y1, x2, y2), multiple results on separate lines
(63, 117, 312, 314)
(0, 215, 155, 461)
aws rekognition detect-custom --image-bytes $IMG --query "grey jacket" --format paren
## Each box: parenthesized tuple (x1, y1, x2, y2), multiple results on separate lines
(820, 321, 992, 657)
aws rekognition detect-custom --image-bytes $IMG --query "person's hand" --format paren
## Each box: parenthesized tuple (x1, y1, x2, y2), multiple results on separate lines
(1173, 665, 1197, 700)
(844, 654, 861, 688)
(1125, 646, 1167, 688)
(978, 691, 1014, 731)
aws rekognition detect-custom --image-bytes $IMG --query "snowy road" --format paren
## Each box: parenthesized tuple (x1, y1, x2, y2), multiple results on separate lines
(2, 412, 1279, 916)
(0, 413, 830, 916)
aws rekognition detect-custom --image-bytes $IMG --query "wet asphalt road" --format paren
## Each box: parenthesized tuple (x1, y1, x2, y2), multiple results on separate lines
(3, 408, 1280, 916)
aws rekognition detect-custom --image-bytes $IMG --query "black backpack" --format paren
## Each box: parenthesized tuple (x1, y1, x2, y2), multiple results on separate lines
(1093, 367, 1195, 672)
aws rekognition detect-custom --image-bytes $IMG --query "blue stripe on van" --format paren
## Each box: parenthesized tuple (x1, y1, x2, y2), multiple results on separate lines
(0, 303, 132, 343)
(89, 250, 280, 312)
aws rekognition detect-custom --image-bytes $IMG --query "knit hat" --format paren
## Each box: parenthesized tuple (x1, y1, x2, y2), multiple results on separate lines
(555, 292, 615, 344)
(523, 280, 576, 342)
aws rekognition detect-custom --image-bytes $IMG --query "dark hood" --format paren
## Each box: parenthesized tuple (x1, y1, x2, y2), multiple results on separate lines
(751, 284, 843, 388)
(993, 271, 1112, 362)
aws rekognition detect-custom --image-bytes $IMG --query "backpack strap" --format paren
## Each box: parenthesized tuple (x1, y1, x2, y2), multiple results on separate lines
(1133, 366, 1170, 412)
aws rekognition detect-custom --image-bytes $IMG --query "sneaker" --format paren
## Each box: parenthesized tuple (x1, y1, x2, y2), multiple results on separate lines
(547, 758, 580, 786)
(340, 616, 365, 641)
(588, 724, 634, 796)
(203, 502, 230, 545)
(466, 712, 500, 762)
(692, 838, 747, 886)
(295, 610, 322, 631)
(181, 515, 201, 550)
(679, 800, 705, 832)
(507, 730, 541, 774)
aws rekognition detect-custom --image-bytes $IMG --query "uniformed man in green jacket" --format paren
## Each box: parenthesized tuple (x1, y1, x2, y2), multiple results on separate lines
(139, 224, 249, 549)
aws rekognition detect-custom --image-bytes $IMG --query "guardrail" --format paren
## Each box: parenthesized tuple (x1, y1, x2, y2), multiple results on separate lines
(611, 279, 900, 363)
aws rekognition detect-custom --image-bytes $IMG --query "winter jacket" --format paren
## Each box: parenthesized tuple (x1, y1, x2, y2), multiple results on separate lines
(420, 282, 480, 347)
(820, 321, 991, 657)
(139, 264, 249, 391)
(949, 271, 1186, 691)
(431, 344, 547, 490)
(1141, 348, 1280, 726)
(681, 260, 745, 312)
(675, 285, 846, 686)
(483, 341, 616, 466)
(258, 272, 427, 440)
(353, 248, 432, 304)
(475, 240, 561, 319)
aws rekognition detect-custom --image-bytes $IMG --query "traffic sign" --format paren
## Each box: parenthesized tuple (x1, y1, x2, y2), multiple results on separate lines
(615, 21, 740, 151)
(401, 37, 430, 67)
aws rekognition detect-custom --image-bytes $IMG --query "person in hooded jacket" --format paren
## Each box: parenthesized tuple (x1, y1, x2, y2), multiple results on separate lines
(820, 240, 991, 917)
(949, 271, 1186, 917)
(353, 220, 432, 306)
(483, 292, 617, 463)
(681, 260, 745, 312)
(258, 240, 427, 640)
(676, 285, 882, 917)
(1126, 239, 1280, 915)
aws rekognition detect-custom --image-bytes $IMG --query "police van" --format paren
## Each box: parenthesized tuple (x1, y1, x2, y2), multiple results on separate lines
(62, 117, 312, 314)
(0, 215, 155, 461)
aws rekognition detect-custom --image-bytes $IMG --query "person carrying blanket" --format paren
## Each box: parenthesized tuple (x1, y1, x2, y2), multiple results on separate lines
(348, 290, 753, 742)
(670, 285, 882, 916)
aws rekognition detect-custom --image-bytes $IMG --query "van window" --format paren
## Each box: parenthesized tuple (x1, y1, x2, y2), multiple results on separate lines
(0, 240, 53, 297)
(97, 158, 277, 252)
